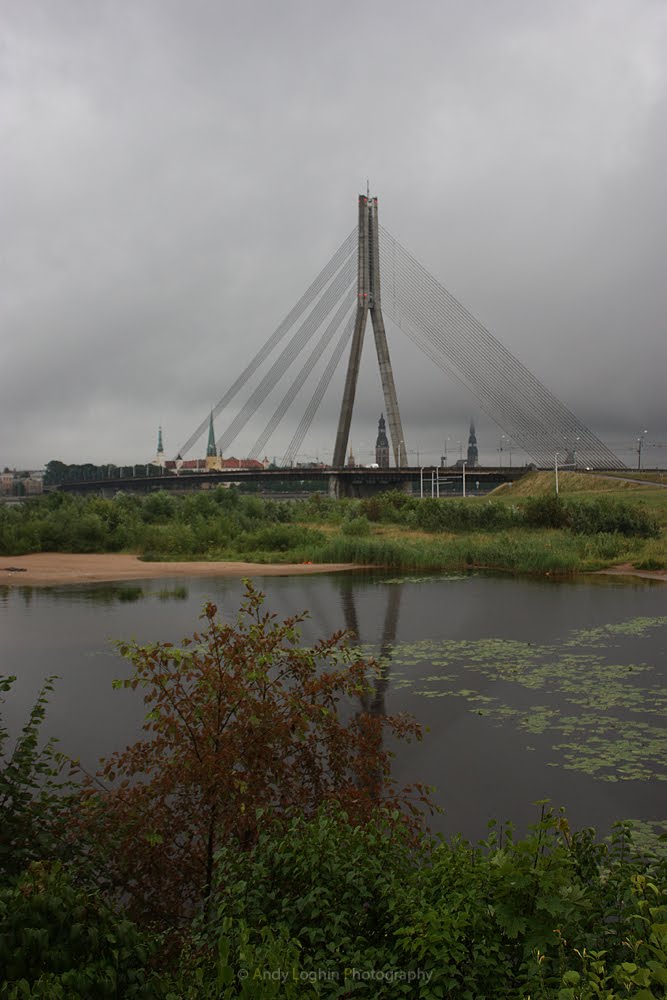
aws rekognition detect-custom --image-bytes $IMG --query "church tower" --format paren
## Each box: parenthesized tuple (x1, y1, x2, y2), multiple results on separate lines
(466, 420, 479, 468)
(375, 413, 390, 468)
(205, 412, 221, 470)
(155, 426, 165, 467)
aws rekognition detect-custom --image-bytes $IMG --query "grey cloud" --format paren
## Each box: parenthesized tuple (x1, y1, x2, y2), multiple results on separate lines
(1, 0, 665, 470)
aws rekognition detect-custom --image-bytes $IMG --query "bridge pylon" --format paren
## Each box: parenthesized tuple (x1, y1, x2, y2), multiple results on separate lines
(332, 195, 406, 468)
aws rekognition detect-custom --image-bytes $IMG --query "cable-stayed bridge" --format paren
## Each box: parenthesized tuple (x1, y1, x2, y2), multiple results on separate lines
(178, 193, 624, 472)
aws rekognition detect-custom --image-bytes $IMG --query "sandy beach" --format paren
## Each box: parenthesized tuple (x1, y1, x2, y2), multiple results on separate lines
(0, 553, 360, 587)
(0, 553, 664, 587)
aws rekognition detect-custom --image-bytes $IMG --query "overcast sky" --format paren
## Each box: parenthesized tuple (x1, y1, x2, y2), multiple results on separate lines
(2, 0, 665, 470)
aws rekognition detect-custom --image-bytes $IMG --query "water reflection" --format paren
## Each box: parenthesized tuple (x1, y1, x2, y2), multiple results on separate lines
(4, 582, 189, 607)
(338, 577, 401, 719)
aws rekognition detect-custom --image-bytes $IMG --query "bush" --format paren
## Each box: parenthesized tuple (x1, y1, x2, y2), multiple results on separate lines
(341, 515, 372, 537)
(1, 677, 72, 882)
(0, 862, 159, 999)
(522, 494, 568, 529)
(74, 583, 427, 928)
(566, 497, 659, 538)
(414, 498, 519, 533)
(237, 524, 326, 555)
(209, 808, 417, 985)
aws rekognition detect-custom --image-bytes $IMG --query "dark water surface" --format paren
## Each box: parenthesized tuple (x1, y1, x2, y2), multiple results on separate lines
(1, 571, 665, 840)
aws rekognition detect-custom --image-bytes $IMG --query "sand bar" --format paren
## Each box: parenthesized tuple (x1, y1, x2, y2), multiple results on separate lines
(0, 553, 360, 587)
(1, 553, 664, 587)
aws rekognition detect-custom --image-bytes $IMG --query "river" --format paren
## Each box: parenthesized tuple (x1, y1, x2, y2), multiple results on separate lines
(1, 571, 665, 841)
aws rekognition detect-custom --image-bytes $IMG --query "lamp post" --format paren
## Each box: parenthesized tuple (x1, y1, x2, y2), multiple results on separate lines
(637, 429, 648, 471)
(462, 460, 467, 498)
(498, 434, 506, 468)
(555, 453, 577, 495)
(442, 435, 451, 468)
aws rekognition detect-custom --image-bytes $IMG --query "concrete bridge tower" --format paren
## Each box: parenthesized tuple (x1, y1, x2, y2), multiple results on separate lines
(332, 194, 407, 468)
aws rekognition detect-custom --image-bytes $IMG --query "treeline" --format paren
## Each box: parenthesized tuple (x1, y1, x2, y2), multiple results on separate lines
(2, 585, 667, 998)
(43, 460, 169, 486)
(0, 488, 658, 563)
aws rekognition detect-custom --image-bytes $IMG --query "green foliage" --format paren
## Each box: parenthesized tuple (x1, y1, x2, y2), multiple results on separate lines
(523, 494, 570, 529)
(210, 807, 418, 982)
(521, 494, 659, 538)
(164, 919, 313, 999)
(0, 862, 159, 999)
(0, 677, 72, 881)
(235, 524, 326, 557)
(341, 514, 372, 537)
(174, 809, 667, 998)
(565, 497, 660, 538)
(0, 485, 661, 575)
(414, 497, 519, 532)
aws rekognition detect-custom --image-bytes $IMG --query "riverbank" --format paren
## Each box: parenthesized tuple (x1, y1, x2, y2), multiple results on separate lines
(0, 553, 360, 586)
(1, 552, 665, 587)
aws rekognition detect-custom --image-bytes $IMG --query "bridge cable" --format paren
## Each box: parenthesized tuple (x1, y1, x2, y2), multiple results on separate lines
(380, 226, 623, 468)
(282, 309, 357, 468)
(381, 228, 593, 460)
(176, 227, 356, 458)
(215, 253, 356, 456)
(383, 227, 622, 467)
(248, 287, 357, 460)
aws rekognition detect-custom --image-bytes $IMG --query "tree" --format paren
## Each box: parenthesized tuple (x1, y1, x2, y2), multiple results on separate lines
(77, 582, 428, 929)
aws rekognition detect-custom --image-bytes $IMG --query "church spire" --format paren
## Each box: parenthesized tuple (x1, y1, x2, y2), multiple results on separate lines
(155, 425, 165, 467)
(375, 413, 390, 468)
(466, 419, 478, 468)
(206, 411, 217, 458)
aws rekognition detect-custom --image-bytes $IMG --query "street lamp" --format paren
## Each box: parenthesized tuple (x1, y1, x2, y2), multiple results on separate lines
(555, 452, 577, 495)
(441, 435, 451, 468)
(462, 460, 467, 498)
(637, 429, 648, 471)
(498, 434, 506, 468)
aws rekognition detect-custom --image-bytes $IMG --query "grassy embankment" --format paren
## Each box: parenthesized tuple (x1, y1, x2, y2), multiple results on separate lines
(301, 471, 666, 575)
(1, 471, 665, 576)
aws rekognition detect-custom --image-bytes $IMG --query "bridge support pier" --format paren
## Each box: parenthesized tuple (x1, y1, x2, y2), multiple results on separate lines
(332, 194, 407, 469)
(327, 473, 413, 499)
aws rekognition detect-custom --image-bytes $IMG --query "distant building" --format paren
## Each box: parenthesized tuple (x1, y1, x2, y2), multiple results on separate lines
(154, 426, 165, 467)
(205, 412, 222, 471)
(158, 414, 269, 474)
(375, 413, 390, 468)
(0, 469, 43, 496)
(466, 420, 479, 468)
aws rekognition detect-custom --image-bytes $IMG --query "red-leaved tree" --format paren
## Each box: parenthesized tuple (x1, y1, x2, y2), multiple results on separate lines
(76, 581, 429, 928)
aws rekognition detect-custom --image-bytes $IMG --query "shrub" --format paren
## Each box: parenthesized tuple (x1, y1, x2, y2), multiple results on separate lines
(209, 808, 418, 983)
(1, 677, 72, 882)
(522, 494, 568, 529)
(0, 862, 159, 999)
(341, 515, 372, 537)
(566, 497, 659, 538)
(237, 524, 326, 555)
(74, 583, 428, 928)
